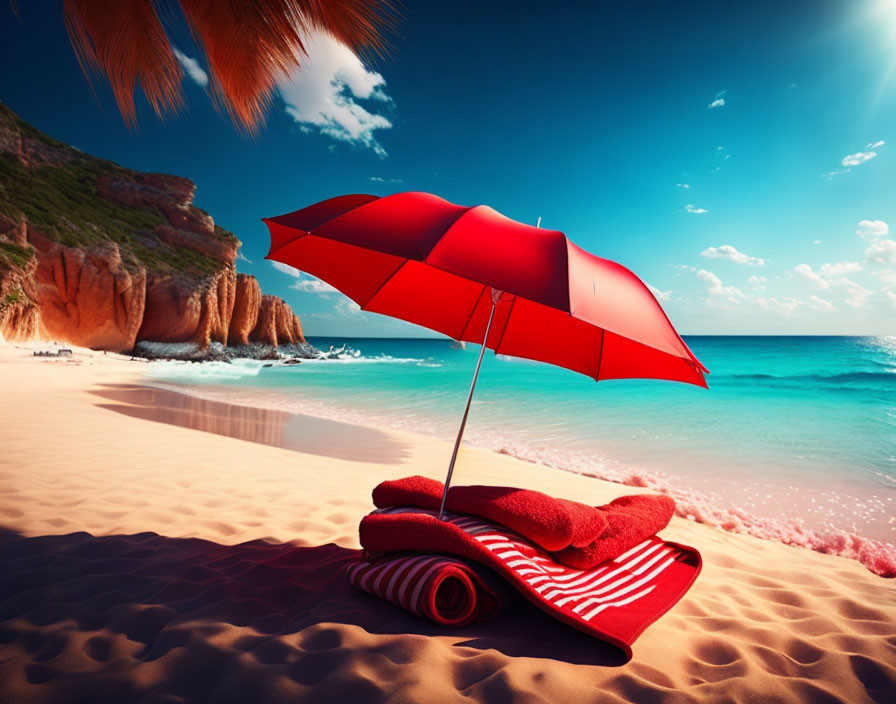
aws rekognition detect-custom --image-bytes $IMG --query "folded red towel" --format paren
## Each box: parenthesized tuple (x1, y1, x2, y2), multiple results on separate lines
(372, 476, 675, 569)
(553, 494, 677, 570)
(372, 475, 608, 552)
(346, 553, 501, 627)
(359, 507, 701, 659)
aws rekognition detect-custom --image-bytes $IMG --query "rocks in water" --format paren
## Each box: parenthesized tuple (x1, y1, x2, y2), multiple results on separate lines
(132, 340, 316, 363)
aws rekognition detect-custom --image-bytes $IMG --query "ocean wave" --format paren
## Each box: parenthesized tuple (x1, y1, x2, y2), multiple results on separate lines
(300, 354, 439, 366)
(146, 352, 441, 381)
(724, 371, 896, 384)
(146, 358, 266, 380)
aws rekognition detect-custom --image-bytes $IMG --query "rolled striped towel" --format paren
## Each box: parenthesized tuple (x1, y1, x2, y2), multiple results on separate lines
(359, 507, 702, 659)
(346, 554, 501, 627)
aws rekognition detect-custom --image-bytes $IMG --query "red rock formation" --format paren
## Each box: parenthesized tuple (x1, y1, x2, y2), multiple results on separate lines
(249, 295, 305, 347)
(0, 298, 39, 340)
(0, 103, 305, 353)
(30, 233, 147, 351)
(100, 173, 239, 263)
(136, 267, 236, 347)
(228, 274, 261, 346)
(0, 248, 40, 342)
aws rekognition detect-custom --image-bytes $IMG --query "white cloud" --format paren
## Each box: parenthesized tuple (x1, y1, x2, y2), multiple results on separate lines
(290, 277, 338, 294)
(813, 240, 823, 245)
(236, 251, 252, 264)
(794, 263, 830, 288)
(866, 239, 896, 264)
(701, 245, 765, 266)
(808, 295, 834, 311)
(826, 142, 885, 178)
(708, 92, 726, 109)
(856, 220, 889, 239)
(271, 261, 338, 294)
(334, 298, 361, 316)
(277, 31, 393, 156)
(685, 204, 708, 214)
(873, 269, 896, 288)
(676, 183, 690, 189)
(872, 268, 896, 309)
(794, 263, 871, 307)
(697, 269, 744, 303)
(303, 296, 362, 325)
(173, 48, 209, 87)
(672, 264, 696, 273)
(270, 261, 302, 277)
(819, 261, 862, 277)
(747, 275, 766, 290)
(646, 284, 672, 301)
(887, 290, 896, 309)
(843, 281, 873, 308)
(370, 176, 403, 183)
(841, 151, 878, 167)
(758, 297, 803, 315)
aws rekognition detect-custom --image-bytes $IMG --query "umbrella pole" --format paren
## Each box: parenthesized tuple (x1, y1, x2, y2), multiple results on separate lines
(438, 293, 499, 521)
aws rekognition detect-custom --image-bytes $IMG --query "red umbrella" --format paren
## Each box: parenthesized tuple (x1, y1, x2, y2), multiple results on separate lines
(263, 192, 708, 517)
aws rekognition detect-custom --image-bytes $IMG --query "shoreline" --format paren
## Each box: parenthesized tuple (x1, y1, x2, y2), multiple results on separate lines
(1, 340, 895, 702)
(142, 357, 896, 579)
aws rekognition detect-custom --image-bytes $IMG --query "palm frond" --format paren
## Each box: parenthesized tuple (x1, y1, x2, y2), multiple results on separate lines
(60, 0, 396, 131)
(63, 0, 182, 127)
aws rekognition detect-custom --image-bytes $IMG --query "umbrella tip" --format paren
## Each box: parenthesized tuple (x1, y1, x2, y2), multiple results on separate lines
(535, 216, 542, 228)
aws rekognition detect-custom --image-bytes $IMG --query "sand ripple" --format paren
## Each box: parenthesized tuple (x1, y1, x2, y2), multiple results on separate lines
(0, 527, 894, 703)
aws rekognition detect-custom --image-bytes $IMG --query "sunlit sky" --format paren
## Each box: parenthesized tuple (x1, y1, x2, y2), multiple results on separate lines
(2, 1, 895, 335)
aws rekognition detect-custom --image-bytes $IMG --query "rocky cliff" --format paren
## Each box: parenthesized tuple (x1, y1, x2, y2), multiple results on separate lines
(0, 103, 304, 354)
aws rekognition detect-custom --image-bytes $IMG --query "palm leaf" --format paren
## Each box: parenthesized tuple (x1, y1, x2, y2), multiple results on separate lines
(59, 0, 396, 130)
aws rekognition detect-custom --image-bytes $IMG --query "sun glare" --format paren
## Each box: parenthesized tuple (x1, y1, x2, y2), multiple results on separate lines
(867, 0, 896, 100)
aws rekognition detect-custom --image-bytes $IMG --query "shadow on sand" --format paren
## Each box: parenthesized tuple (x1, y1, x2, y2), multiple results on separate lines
(0, 527, 626, 703)
(90, 383, 409, 464)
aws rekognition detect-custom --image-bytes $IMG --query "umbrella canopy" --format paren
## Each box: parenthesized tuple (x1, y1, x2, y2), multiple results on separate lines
(264, 191, 708, 518)
(264, 191, 707, 386)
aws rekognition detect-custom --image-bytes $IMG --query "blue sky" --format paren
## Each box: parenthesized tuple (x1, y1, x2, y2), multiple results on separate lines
(2, 0, 895, 335)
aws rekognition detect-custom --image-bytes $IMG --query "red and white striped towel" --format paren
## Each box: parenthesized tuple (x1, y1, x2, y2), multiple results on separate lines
(346, 554, 500, 627)
(358, 507, 701, 658)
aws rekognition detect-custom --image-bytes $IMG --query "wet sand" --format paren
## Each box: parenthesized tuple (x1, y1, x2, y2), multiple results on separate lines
(91, 383, 409, 464)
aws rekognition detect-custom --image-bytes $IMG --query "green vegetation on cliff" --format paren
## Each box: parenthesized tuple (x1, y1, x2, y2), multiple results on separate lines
(0, 240, 34, 270)
(0, 103, 239, 276)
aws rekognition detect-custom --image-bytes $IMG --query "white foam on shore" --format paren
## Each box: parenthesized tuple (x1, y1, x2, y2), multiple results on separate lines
(146, 358, 267, 381)
(300, 355, 441, 366)
(490, 444, 896, 578)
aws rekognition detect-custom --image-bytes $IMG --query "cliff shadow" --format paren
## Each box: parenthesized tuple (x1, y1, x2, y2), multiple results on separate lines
(89, 383, 409, 464)
(0, 528, 626, 703)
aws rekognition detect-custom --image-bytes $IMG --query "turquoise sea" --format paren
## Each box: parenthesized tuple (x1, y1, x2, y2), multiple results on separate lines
(147, 335, 896, 575)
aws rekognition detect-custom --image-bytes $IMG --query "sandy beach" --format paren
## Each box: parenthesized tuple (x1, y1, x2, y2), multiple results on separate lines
(0, 341, 894, 703)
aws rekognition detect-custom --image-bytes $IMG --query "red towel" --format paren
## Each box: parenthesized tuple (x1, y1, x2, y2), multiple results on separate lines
(372, 475, 608, 552)
(552, 494, 677, 570)
(372, 476, 675, 569)
(346, 554, 501, 627)
(359, 507, 701, 659)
